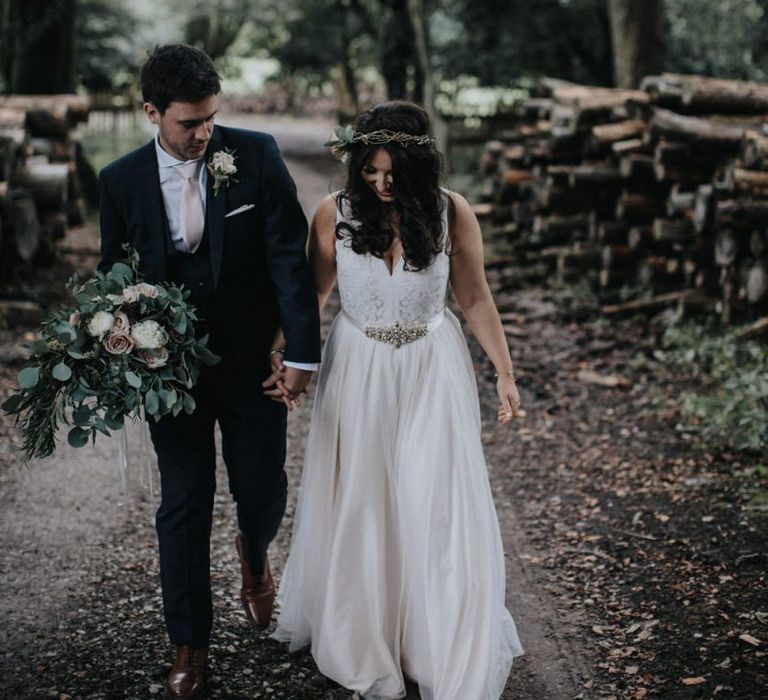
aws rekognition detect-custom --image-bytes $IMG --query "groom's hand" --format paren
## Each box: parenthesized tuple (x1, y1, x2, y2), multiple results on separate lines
(262, 366, 312, 410)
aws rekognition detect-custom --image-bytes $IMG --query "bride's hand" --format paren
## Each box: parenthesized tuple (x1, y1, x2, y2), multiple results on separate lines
(263, 349, 302, 410)
(496, 375, 521, 424)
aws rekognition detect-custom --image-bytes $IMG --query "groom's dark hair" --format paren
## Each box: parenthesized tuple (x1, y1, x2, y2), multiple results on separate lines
(141, 44, 221, 113)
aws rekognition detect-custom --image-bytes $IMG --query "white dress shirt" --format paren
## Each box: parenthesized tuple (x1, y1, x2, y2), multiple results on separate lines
(154, 136, 318, 372)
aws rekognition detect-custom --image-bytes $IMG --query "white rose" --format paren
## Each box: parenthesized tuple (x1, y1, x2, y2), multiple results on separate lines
(112, 311, 130, 333)
(87, 311, 115, 340)
(131, 320, 168, 349)
(212, 151, 236, 174)
(121, 286, 140, 303)
(135, 283, 158, 299)
(106, 293, 124, 305)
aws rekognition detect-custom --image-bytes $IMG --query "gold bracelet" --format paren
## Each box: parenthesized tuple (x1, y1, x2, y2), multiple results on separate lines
(494, 369, 516, 381)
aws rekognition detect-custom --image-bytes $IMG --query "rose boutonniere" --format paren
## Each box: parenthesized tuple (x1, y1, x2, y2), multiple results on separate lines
(207, 148, 238, 196)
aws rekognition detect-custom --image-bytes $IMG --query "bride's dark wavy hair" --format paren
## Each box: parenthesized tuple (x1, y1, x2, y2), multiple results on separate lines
(336, 101, 447, 271)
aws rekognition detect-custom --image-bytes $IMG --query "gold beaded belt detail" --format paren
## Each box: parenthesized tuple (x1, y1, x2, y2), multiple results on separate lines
(343, 310, 445, 348)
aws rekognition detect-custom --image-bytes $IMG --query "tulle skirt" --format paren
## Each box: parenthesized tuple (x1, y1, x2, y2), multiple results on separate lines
(274, 309, 523, 699)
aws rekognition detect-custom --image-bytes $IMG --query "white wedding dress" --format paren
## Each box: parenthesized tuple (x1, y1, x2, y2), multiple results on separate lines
(274, 191, 523, 699)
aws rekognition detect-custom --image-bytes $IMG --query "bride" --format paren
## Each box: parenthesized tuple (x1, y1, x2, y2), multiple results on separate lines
(267, 100, 524, 699)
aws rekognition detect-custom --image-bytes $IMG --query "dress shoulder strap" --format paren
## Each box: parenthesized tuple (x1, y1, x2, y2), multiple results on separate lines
(440, 187, 454, 254)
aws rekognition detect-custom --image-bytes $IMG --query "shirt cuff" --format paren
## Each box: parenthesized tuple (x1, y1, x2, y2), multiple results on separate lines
(282, 360, 320, 372)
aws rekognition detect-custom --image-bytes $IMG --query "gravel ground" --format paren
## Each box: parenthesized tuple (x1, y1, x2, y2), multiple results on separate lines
(2, 116, 763, 700)
(0, 125, 585, 699)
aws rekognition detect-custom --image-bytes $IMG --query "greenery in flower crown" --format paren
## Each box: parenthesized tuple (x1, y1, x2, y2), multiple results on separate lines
(1, 245, 220, 463)
(324, 125, 436, 162)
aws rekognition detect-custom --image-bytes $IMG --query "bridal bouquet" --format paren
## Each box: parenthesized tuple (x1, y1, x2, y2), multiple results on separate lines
(1, 246, 220, 462)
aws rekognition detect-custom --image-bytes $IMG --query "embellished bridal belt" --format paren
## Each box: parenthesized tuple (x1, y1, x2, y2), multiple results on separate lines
(342, 309, 445, 348)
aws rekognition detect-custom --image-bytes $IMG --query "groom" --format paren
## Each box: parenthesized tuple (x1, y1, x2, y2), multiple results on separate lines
(98, 45, 320, 697)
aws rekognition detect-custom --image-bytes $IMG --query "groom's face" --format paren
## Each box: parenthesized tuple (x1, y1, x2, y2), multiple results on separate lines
(144, 93, 220, 161)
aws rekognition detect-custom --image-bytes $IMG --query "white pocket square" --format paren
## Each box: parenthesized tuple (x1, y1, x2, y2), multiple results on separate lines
(225, 204, 255, 218)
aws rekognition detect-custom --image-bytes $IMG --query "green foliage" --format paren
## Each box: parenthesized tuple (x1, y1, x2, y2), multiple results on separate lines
(432, 0, 614, 87)
(76, 0, 142, 92)
(1, 246, 220, 463)
(665, 0, 768, 80)
(246, 0, 378, 84)
(15, 0, 768, 104)
(654, 321, 768, 455)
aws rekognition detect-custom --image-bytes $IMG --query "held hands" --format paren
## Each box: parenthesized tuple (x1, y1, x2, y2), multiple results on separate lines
(262, 350, 312, 411)
(496, 374, 523, 425)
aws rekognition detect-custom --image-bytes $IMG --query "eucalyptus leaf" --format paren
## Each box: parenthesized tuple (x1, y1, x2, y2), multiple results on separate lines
(67, 427, 90, 448)
(18, 366, 40, 388)
(105, 412, 124, 430)
(73, 405, 92, 425)
(52, 362, 73, 382)
(108, 262, 133, 284)
(29, 340, 49, 356)
(125, 371, 142, 389)
(145, 389, 159, 415)
(197, 346, 220, 365)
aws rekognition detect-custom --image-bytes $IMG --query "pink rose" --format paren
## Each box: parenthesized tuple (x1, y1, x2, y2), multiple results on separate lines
(139, 347, 169, 368)
(122, 283, 159, 303)
(68, 311, 81, 327)
(103, 331, 135, 355)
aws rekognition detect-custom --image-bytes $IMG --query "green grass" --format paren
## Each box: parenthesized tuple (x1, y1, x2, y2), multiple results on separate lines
(652, 320, 768, 456)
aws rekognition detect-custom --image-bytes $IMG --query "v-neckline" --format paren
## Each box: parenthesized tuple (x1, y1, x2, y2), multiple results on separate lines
(382, 253, 403, 277)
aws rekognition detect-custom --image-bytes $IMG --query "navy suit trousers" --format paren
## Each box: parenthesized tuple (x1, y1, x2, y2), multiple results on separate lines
(148, 365, 288, 647)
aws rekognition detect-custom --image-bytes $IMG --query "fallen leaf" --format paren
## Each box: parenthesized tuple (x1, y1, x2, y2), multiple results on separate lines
(739, 633, 762, 647)
(682, 677, 706, 686)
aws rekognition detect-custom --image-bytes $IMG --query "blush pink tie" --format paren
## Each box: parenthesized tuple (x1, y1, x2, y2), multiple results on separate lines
(175, 160, 204, 253)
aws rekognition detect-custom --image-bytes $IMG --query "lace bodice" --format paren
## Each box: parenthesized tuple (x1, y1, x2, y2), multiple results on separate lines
(335, 190, 451, 326)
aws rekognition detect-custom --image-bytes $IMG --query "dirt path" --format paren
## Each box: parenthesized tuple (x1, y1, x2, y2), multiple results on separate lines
(5, 116, 763, 700)
(0, 117, 589, 699)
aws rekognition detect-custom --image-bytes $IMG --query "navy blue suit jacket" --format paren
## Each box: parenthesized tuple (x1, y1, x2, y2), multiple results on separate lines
(97, 125, 321, 366)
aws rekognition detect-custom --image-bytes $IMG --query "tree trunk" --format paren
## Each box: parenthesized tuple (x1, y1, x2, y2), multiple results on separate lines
(381, 0, 414, 100)
(406, 0, 447, 146)
(0, 0, 13, 92)
(334, 62, 358, 122)
(608, 0, 664, 89)
(10, 0, 76, 94)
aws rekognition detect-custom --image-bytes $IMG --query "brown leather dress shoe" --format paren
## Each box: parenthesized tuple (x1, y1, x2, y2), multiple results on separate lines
(235, 533, 275, 629)
(166, 645, 207, 698)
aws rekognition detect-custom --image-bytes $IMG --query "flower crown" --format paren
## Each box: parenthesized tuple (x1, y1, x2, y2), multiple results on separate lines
(324, 125, 436, 162)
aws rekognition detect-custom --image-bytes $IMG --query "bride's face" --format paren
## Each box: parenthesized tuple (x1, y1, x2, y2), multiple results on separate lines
(362, 148, 395, 202)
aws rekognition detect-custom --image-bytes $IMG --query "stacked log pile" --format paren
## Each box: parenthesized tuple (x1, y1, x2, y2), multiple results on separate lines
(0, 95, 91, 286)
(477, 73, 768, 324)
